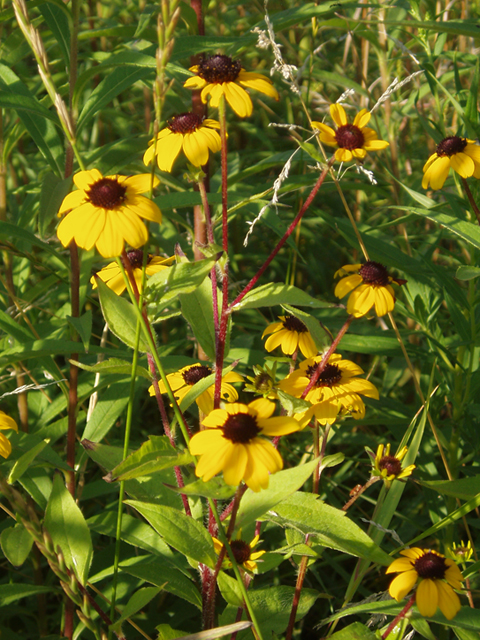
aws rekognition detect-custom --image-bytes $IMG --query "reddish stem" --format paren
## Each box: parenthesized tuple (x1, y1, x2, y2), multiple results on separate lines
(382, 594, 415, 639)
(285, 535, 311, 640)
(228, 158, 335, 312)
(301, 316, 353, 399)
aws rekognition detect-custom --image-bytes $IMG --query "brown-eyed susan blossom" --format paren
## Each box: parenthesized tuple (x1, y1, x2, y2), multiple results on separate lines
(189, 398, 300, 492)
(422, 136, 480, 190)
(372, 443, 415, 484)
(91, 250, 174, 295)
(334, 262, 405, 318)
(312, 104, 389, 163)
(143, 113, 221, 173)
(183, 54, 279, 118)
(213, 534, 265, 572)
(57, 170, 162, 258)
(262, 315, 317, 358)
(279, 353, 379, 425)
(0, 411, 18, 458)
(387, 548, 464, 620)
(149, 363, 242, 415)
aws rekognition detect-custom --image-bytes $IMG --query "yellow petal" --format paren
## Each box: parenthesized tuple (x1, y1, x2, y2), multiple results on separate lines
(353, 109, 371, 128)
(58, 189, 85, 215)
(125, 195, 162, 223)
(123, 174, 158, 194)
(0, 412, 18, 432)
(436, 580, 460, 620)
(156, 132, 184, 172)
(224, 82, 253, 118)
(0, 433, 12, 458)
(223, 443, 248, 487)
(416, 579, 438, 617)
(183, 130, 209, 167)
(248, 398, 275, 419)
(450, 152, 474, 178)
(388, 570, 418, 601)
(422, 156, 450, 190)
(184, 75, 206, 90)
(330, 103, 347, 126)
(257, 416, 300, 436)
(347, 284, 376, 317)
(74, 169, 102, 190)
(335, 148, 353, 162)
(238, 72, 279, 101)
(334, 274, 362, 299)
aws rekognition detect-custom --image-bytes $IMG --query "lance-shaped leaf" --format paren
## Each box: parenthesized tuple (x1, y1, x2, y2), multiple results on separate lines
(124, 500, 217, 567)
(44, 474, 93, 585)
(108, 436, 193, 481)
(147, 254, 219, 304)
(231, 282, 331, 311)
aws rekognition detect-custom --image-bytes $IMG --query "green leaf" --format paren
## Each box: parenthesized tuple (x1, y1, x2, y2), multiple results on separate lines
(119, 555, 202, 609)
(66, 310, 92, 351)
(456, 266, 480, 281)
(178, 273, 221, 361)
(110, 586, 163, 631)
(77, 66, 154, 133)
(327, 622, 378, 639)
(44, 473, 93, 585)
(8, 438, 49, 484)
(0, 64, 63, 174)
(220, 586, 318, 638)
(39, 1, 71, 66)
(264, 492, 392, 566)
(0, 584, 56, 606)
(81, 380, 131, 441)
(231, 283, 330, 311)
(124, 500, 217, 568)
(147, 255, 218, 304)
(236, 457, 319, 529)
(38, 173, 72, 238)
(0, 524, 33, 567)
(419, 475, 480, 500)
(277, 389, 311, 414)
(71, 357, 151, 379)
(393, 206, 480, 251)
(167, 476, 237, 500)
(109, 436, 193, 481)
(95, 277, 149, 352)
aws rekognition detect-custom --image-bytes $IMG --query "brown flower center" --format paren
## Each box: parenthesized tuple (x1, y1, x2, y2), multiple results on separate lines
(283, 315, 308, 333)
(414, 551, 447, 580)
(168, 112, 203, 134)
(436, 136, 467, 157)
(222, 412, 260, 443)
(183, 365, 212, 386)
(87, 177, 127, 209)
(197, 55, 242, 84)
(359, 261, 389, 286)
(123, 249, 144, 269)
(379, 455, 402, 477)
(306, 362, 342, 387)
(230, 540, 251, 565)
(335, 123, 365, 150)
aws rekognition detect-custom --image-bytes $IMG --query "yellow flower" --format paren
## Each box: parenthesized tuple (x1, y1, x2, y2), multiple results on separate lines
(91, 250, 174, 295)
(312, 104, 389, 162)
(57, 169, 162, 258)
(262, 315, 317, 358)
(149, 363, 242, 415)
(183, 54, 279, 118)
(334, 261, 405, 318)
(422, 136, 480, 190)
(213, 534, 265, 572)
(189, 398, 300, 492)
(0, 411, 18, 458)
(386, 548, 464, 620)
(143, 113, 221, 172)
(278, 353, 379, 425)
(372, 443, 415, 483)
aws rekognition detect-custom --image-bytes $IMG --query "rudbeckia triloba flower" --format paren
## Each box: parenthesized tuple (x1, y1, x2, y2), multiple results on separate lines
(279, 353, 379, 425)
(0, 411, 18, 458)
(262, 315, 317, 358)
(312, 104, 389, 162)
(91, 250, 174, 295)
(149, 363, 242, 415)
(372, 443, 415, 483)
(57, 169, 162, 258)
(335, 261, 405, 318)
(422, 136, 480, 190)
(387, 548, 464, 620)
(189, 398, 300, 491)
(183, 54, 279, 118)
(143, 113, 221, 173)
(213, 534, 265, 572)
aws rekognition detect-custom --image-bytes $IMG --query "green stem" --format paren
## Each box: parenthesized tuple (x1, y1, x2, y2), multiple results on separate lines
(207, 498, 264, 640)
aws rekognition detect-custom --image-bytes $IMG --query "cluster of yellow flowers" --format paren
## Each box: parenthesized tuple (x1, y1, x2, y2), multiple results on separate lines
(42, 52, 473, 616)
